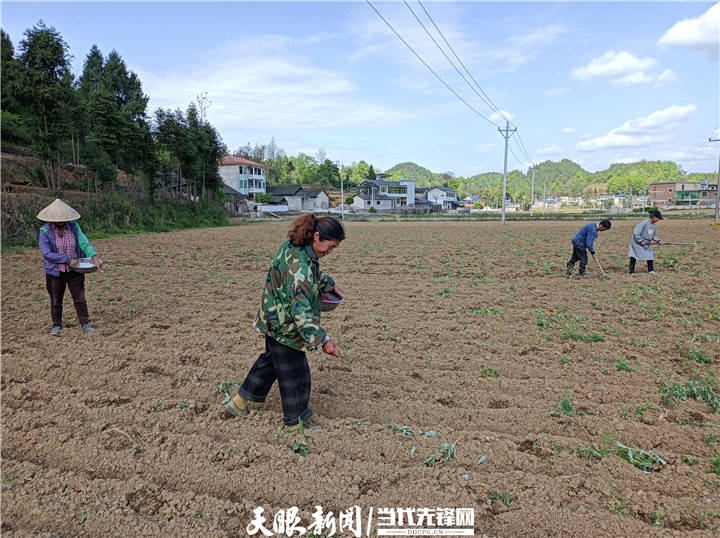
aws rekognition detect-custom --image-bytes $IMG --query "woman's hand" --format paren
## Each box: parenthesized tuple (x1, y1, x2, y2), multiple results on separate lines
(69, 258, 79, 267)
(332, 283, 345, 299)
(322, 339, 340, 357)
(92, 256, 104, 268)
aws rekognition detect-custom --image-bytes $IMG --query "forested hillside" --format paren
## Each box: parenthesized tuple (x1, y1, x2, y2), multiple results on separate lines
(386, 159, 715, 205)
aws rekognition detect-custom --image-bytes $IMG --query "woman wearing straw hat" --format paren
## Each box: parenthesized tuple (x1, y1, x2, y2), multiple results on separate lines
(38, 199, 104, 335)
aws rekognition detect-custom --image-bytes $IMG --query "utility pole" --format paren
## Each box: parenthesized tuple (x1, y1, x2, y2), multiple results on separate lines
(530, 166, 535, 217)
(498, 121, 517, 224)
(710, 136, 720, 224)
(340, 173, 344, 220)
(543, 180, 547, 217)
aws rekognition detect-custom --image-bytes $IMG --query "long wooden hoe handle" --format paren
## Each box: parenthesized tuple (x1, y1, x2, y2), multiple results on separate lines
(593, 255, 606, 277)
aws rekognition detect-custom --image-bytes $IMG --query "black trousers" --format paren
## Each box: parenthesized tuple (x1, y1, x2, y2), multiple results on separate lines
(46, 271, 90, 327)
(629, 257, 654, 273)
(239, 335, 312, 426)
(567, 244, 589, 274)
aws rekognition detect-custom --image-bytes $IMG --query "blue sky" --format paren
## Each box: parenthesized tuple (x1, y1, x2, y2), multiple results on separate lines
(2, 1, 718, 176)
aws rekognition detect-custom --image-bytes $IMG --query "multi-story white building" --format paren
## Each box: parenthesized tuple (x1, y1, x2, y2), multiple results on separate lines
(357, 175, 416, 207)
(426, 186, 459, 209)
(218, 156, 266, 196)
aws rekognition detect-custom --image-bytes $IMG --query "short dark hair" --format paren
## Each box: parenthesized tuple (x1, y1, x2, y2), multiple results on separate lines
(599, 219, 611, 229)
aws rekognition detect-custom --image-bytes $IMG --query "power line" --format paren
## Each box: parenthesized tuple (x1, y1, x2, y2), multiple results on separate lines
(513, 131, 537, 167)
(414, 0, 536, 168)
(403, 1, 502, 122)
(416, 0, 510, 125)
(368, 0, 538, 179)
(509, 144, 532, 168)
(366, 0, 498, 128)
(679, 126, 718, 169)
(679, 141, 710, 168)
(508, 135, 534, 168)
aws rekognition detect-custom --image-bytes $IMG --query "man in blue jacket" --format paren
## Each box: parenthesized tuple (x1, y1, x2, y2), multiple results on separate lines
(38, 199, 104, 335)
(566, 220, 611, 278)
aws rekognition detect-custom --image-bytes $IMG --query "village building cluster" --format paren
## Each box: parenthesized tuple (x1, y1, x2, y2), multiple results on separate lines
(217, 156, 718, 216)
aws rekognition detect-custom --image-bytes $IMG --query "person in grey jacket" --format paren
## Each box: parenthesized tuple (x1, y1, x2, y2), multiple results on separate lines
(628, 210, 664, 274)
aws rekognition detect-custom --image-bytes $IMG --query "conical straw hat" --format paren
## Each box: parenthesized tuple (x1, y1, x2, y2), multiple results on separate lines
(36, 199, 81, 222)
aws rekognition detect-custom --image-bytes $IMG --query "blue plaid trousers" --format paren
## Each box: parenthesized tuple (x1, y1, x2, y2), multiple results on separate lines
(239, 335, 313, 426)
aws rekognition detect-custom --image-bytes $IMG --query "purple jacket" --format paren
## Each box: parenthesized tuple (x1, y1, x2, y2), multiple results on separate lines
(39, 222, 97, 277)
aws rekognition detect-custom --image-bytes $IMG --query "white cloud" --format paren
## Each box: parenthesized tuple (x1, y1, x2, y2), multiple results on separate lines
(490, 110, 514, 124)
(577, 133, 657, 150)
(572, 50, 656, 80)
(576, 104, 697, 150)
(561, 127, 575, 134)
(475, 143, 496, 153)
(613, 71, 655, 86)
(137, 35, 414, 134)
(615, 104, 697, 133)
(654, 69, 678, 87)
(657, 3, 720, 59)
(536, 144, 562, 156)
(571, 50, 675, 87)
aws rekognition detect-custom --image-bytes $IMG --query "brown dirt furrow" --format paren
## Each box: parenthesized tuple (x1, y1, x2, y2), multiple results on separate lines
(3, 220, 719, 536)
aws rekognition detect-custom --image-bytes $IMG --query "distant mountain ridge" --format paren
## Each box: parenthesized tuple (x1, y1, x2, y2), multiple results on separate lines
(383, 159, 714, 199)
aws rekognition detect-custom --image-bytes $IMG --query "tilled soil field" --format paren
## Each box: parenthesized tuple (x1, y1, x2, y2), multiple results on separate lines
(2, 219, 719, 537)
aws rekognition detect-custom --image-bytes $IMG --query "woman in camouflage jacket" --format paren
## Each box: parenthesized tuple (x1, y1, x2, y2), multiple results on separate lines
(226, 214, 345, 429)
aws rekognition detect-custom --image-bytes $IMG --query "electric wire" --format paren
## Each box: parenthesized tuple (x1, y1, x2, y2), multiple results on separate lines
(414, 0, 537, 168)
(366, 0, 499, 128)
(369, 0, 539, 178)
(679, 139, 710, 169)
(678, 126, 718, 169)
(403, 1, 502, 123)
(416, 0, 510, 124)
(513, 131, 537, 168)
(509, 144, 532, 169)
(509, 135, 533, 169)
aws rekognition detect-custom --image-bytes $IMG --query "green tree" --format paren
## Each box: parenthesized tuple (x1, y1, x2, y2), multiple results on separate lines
(77, 46, 150, 191)
(1, 30, 31, 145)
(314, 159, 341, 187)
(153, 107, 190, 195)
(291, 153, 318, 184)
(16, 20, 75, 192)
(350, 161, 371, 184)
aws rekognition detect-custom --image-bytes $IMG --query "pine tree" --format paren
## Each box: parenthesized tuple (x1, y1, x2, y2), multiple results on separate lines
(17, 21, 75, 192)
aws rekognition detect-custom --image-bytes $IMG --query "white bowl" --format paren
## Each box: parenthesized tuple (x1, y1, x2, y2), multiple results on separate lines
(70, 257, 99, 274)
